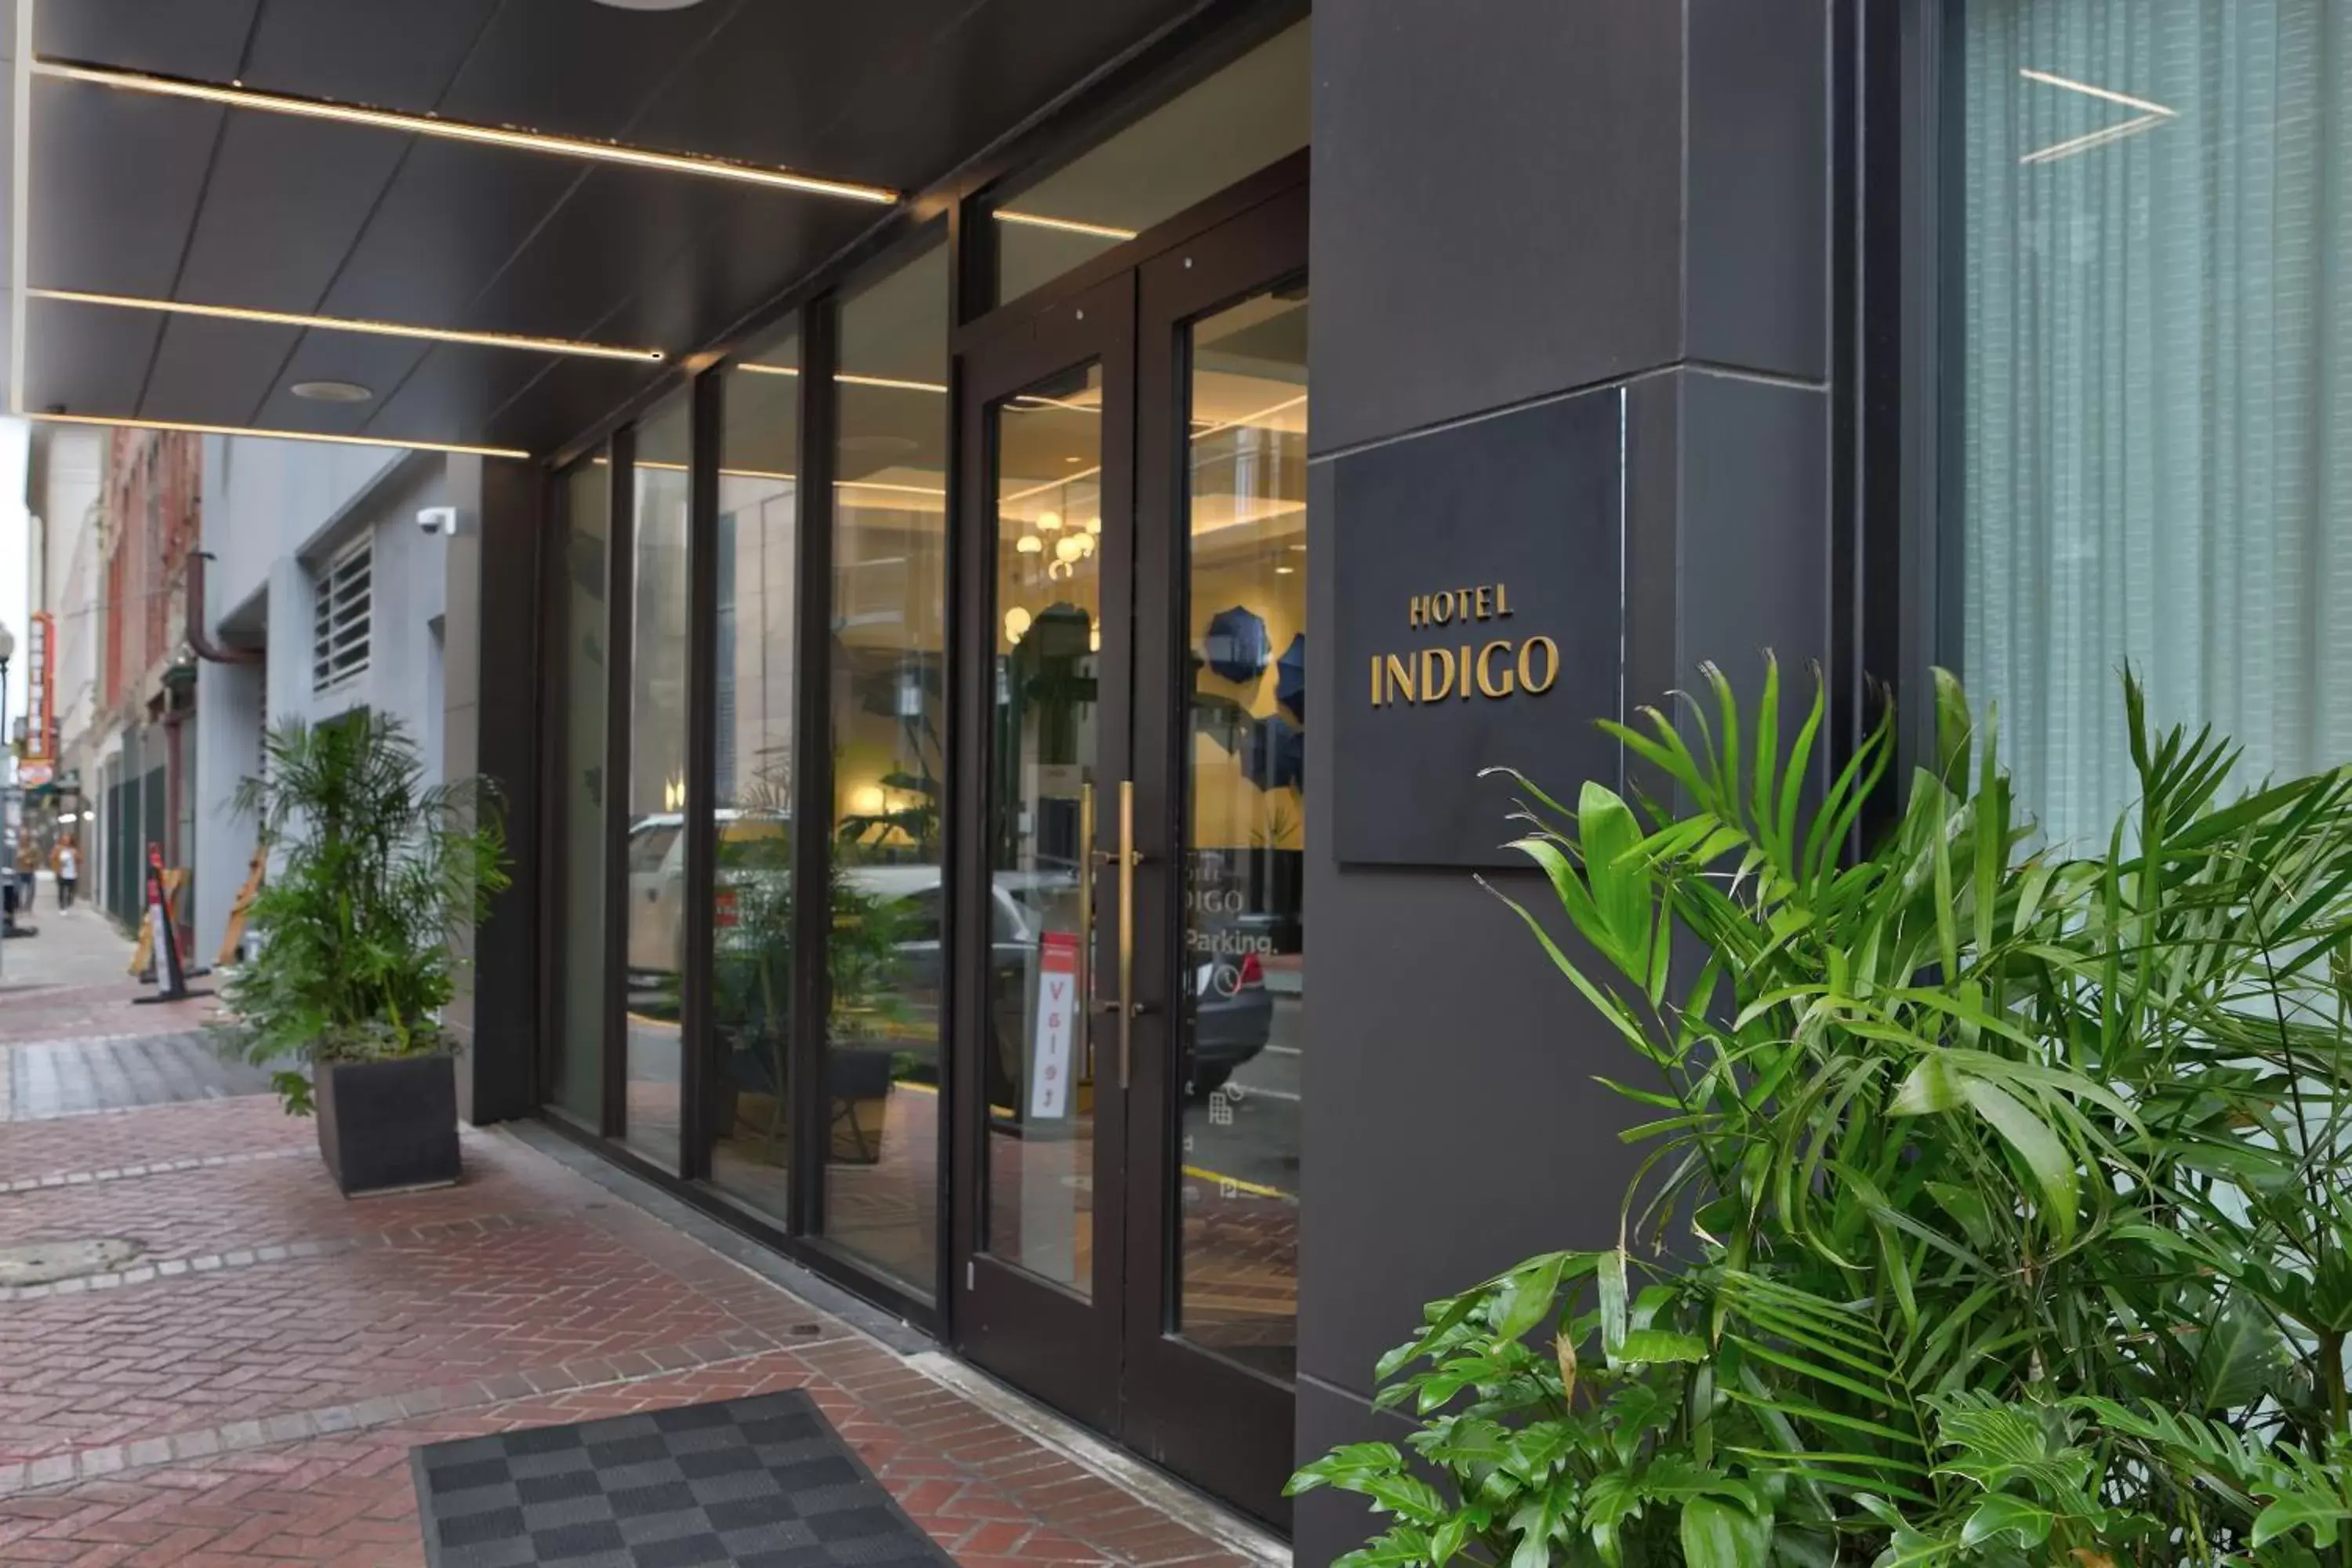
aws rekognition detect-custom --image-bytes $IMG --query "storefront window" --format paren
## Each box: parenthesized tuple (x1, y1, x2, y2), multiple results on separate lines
(824, 241, 950, 1297)
(550, 459, 608, 1127)
(707, 327, 800, 1221)
(989, 19, 1308, 308)
(1952, 0, 2352, 847)
(624, 396, 692, 1170)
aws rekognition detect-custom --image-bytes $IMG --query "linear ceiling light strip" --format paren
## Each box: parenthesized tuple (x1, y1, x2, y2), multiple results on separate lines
(31, 59, 899, 204)
(736, 362, 947, 394)
(28, 287, 664, 361)
(29, 410, 530, 461)
(993, 210, 1138, 240)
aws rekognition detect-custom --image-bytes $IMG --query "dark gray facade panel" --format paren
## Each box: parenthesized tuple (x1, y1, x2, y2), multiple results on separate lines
(1308, 0, 1686, 456)
(1675, 371, 1833, 698)
(1297, 855, 1649, 1395)
(1294, 1377, 1421, 1566)
(443, 456, 543, 1127)
(1684, 0, 1832, 380)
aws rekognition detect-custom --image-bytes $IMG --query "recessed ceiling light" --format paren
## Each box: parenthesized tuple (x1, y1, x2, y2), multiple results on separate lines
(593, 0, 707, 8)
(290, 380, 373, 404)
(28, 287, 666, 361)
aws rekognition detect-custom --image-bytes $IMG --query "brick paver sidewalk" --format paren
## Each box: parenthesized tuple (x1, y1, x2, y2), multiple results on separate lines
(0, 1098, 1274, 1565)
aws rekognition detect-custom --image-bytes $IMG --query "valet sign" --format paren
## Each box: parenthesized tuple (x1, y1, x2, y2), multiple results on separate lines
(1028, 931, 1080, 1120)
(1334, 387, 1628, 867)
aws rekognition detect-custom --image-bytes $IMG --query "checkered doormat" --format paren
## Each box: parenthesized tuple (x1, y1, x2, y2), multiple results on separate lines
(409, 1389, 956, 1566)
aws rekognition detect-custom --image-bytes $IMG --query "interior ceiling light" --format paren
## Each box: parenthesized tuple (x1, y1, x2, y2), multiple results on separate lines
(738, 361, 945, 394)
(27, 410, 528, 461)
(995, 210, 1138, 241)
(289, 379, 372, 403)
(2016, 67, 2176, 165)
(30, 287, 665, 361)
(593, 0, 708, 9)
(31, 60, 898, 204)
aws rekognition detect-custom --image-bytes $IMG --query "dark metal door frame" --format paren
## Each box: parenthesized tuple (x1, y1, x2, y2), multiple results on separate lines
(950, 268, 1140, 1430)
(1120, 180, 1307, 1528)
(947, 172, 1307, 1526)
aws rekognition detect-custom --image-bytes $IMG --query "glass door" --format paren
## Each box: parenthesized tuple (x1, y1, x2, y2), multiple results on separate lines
(1119, 186, 1307, 1526)
(949, 183, 1307, 1526)
(951, 270, 1138, 1429)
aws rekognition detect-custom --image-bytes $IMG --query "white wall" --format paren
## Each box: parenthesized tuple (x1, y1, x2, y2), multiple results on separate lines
(193, 438, 454, 961)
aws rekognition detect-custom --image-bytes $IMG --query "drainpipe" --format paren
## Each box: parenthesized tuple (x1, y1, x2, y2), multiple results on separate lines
(184, 550, 262, 666)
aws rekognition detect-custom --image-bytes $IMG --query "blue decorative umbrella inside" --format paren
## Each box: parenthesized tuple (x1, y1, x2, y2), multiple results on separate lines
(1274, 633, 1305, 721)
(1246, 714, 1305, 792)
(1201, 605, 1271, 685)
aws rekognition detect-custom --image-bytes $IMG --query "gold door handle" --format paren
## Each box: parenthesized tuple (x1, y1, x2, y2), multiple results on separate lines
(1087, 780, 1145, 1090)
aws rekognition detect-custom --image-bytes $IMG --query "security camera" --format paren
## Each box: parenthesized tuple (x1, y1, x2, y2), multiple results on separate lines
(417, 506, 459, 537)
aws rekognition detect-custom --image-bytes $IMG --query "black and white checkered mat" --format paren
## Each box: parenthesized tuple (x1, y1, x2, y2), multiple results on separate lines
(410, 1390, 956, 1567)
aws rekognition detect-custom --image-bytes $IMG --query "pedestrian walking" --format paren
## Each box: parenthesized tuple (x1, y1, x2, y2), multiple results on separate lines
(52, 833, 78, 912)
(13, 836, 37, 914)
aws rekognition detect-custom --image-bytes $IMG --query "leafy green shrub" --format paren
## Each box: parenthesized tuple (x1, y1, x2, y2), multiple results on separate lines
(1292, 664, 2352, 1566)
(216, 714, 509, 1115)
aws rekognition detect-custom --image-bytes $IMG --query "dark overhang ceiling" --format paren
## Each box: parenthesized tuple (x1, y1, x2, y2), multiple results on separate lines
(9, 0, 1204, 459)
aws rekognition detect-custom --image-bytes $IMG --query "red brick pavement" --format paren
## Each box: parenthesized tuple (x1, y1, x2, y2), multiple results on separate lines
(0, 1097, 1271, 1566)
(0, 982, 219, 1047)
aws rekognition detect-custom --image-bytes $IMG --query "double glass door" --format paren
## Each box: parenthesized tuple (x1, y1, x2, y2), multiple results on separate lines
(949, 183, 1308, 1524)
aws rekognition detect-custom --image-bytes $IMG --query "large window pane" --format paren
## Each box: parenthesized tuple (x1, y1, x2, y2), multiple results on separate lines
(708, 328, 800, 1220)
(624, 396, 692, 1171)
(1176, 287, 1306, 1378)
(824, 241, 949, 1297)
(551, 459, 608, 1126)
(984, 361, 1104, 1295)
(1954, 0, 2352, 845)
(990, 20, 1308, 308)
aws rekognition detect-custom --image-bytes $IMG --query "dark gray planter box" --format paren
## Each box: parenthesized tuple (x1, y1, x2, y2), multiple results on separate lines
(314, 1055, 460, 1196)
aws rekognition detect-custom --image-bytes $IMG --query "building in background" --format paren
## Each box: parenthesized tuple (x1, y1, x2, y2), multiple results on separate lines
(23, 423, 106, 878)
(80, 431, 203, 939)
(190, 437, 458, 967)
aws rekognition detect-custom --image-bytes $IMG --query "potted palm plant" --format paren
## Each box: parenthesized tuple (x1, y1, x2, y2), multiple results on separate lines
(216, 713, 508, 1196)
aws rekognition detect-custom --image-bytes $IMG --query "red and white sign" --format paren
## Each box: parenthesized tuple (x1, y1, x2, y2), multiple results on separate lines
(1028, 931, 1080, 1120)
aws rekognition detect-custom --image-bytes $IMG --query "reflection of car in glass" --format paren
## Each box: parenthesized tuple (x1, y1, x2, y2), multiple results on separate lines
(625, 835, 1273, 1098)
(626, 811, 791, 989)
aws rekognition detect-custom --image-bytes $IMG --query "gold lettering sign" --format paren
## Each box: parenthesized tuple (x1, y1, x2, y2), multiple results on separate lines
(1370, 581, 1557, 708)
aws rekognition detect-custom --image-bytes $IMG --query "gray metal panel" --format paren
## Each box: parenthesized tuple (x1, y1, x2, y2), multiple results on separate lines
(27, 75, 220, 296)
(239, 0, 497, 110)
(139, 310, 300, 424)
(22, 295, 161, 418)
(1677, 370, 1832, 694)
(173, 109, 411, 310)
(34, 0, 260, 79)
(1308, 0, 1686, 456)
(1294, 1378, 1421, 1568)
(1686, 0, 1831, 380)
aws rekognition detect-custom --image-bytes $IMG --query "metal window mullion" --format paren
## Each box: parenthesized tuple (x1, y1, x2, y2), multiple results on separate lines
(680, 368, 723, 1185)
(601, 426, 637, 1142)
(789, 297, 838, 1240)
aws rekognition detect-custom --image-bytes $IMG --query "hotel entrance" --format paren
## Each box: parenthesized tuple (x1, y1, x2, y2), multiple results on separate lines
(949, 175, 1307, 1523)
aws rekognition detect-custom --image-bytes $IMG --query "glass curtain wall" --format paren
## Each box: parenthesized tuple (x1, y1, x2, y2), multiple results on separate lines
(624, 397, 694, 1169)
(1952, 0, 2352, 845)
(823, 240, 951, 1297)
(550, 458, 610, 1126)
(707, 325, 801, 1219)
